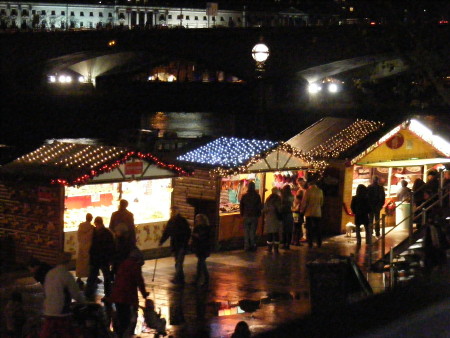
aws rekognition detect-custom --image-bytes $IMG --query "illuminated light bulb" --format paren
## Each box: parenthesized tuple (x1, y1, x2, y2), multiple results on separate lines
(308, 83, 321, 94)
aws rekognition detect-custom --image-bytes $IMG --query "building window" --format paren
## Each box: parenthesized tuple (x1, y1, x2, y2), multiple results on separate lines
(80, 12, 84, 17)
(31, 10, 35, 15)
(108, 13, 112, 18)
(212, 16, 215, 21)
(89, 22, 93, 28)
(99, 12, 103, 17)
(195, 16, 198, 20)
(203, 16, 207, 20)
(159, 15, 165, 20)
(1, 9, 6, 15)
(80, 21, 83, 27)
(61, 11, 65, 16)
(90, 12, 93, 17)
(168, 15, 172, 19)
(237, 17, 241, 22)
(51, 11, 55, 16)
(186, 15, 190, 20)
(220, 17, 224, 21)
(71, 11, 74, 16)
(11, 9, 18, 16)
(22, 10, 29, 16)
(41, 10, 46, 15)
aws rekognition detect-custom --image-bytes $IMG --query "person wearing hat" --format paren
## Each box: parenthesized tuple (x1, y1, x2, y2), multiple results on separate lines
(40, 252, 85, 337)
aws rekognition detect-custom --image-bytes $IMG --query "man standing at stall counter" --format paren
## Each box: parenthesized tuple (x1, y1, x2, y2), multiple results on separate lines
(109, 199, 136, 244)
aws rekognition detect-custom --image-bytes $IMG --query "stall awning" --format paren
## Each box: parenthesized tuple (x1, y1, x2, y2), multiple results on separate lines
(177, 137, 317, 176)
(0, 141, 186, 185)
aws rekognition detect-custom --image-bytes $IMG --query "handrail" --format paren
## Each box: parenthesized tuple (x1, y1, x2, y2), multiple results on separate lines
(369, 187, 449, 269)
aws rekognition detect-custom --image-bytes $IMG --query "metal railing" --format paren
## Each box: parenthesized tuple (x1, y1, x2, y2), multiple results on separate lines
(368, 172, 449, 270)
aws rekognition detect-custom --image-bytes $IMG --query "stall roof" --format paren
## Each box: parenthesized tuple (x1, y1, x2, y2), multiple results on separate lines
(286, 115, 449, 165)
(0, 140, 186, 185)
(286, 117, 387, 160)
(177, 136, 316, 176)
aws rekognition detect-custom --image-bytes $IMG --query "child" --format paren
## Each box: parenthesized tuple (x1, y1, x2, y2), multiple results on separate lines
(142, 298, 167, 336)
(5, 291, 26, 338)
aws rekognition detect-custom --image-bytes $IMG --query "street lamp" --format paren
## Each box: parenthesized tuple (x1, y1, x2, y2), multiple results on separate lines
(252, 41, 270, 136)
(252, 42, 270, 78)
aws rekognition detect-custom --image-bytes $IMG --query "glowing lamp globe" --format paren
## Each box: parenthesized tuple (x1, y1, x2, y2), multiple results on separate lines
(252, 43, 270, 63)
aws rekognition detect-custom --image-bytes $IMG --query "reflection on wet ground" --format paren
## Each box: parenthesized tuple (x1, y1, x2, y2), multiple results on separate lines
(0, 228, 411, 337)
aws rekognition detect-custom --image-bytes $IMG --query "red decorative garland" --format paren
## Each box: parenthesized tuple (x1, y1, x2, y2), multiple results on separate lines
(51, 151, 187, 186)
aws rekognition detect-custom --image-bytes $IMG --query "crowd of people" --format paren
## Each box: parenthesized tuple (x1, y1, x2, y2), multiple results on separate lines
(9, 200, 214, 338)
(4, 169, 447, 338)
(240, 176, 324, 252)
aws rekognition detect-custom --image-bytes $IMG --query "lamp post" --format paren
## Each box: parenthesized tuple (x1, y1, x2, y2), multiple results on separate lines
(251, 41, 270, 136)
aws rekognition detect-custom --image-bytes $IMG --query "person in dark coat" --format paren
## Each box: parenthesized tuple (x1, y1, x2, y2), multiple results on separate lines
(351, 184, 371, 245)
(412, 178, 426, 228)
(191, 214, 212, 286)
(109, 199, 136, 244)
(85, 216, 115, 300)
(159, 207, 191, 284)
(110, 246, 149, 338)
(280, 185, 294, 250)
(367, 176, 385, 237)
(240, 181, 262, 252)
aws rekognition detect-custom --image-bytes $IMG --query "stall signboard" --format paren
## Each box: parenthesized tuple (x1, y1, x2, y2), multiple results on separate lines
(125, 161, 143, 175)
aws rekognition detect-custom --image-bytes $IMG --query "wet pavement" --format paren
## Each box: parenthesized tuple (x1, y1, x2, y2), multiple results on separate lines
(0, 228, 412, 337)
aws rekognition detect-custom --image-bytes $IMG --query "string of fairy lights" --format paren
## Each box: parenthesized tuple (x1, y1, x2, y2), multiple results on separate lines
(15, 141, 186, 186)
(203, 142, 328, 177)
(307, 119, 384, 159)
(177, 137, 278, 168)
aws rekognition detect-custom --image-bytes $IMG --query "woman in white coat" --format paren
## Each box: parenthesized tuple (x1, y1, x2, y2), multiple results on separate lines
(76, 213, 94, 285)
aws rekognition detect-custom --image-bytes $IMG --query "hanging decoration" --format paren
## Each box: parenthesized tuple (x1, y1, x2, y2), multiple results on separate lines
(307, 119, 384, 159)
(209, 142, 328, 177)
(50, 151, 187, 186)
(177, 137, 278, 167)
(12, 141, 186, 186)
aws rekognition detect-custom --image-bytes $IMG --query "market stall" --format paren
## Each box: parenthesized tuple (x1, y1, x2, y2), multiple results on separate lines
(0, 140, 186, 264)
(174, 137, 320, 248)
(287, 116, 450, 233)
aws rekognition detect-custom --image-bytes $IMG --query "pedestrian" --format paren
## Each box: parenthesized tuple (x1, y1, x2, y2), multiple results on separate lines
(367, 176, 385, 237)
(26, 257, 52, 285)
(280, 185, 294, 250)
(263, 187, 282, 253)
(159, 207, 191, 284)
(85, 216, 115, 300)
(40, 252, 85, 338)
(351, 184, 371, 245)
(5, 291, 25, 338)
(396, 180, 411, 202)
(423, 170, 440, 212)
(109, 246, 149, 338)
(76, 213, 94, 288)
(412, 178, 426, 228)
(240, 181, 262, 252)
(109, 199, 136, 244)
(300, 178, 324, 248)
(291, 193, 304, 246)
(191, 213, 212, 286)
(231, 321, 251, 338)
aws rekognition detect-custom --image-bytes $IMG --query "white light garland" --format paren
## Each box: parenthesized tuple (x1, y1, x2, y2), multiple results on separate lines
(177, 137, 278, 168)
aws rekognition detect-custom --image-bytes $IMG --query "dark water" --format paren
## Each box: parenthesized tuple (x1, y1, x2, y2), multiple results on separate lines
(144, 112, 237, 138)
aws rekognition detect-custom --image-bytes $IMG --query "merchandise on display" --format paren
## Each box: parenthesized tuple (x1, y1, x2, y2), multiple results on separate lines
(63, 178, 172, 232)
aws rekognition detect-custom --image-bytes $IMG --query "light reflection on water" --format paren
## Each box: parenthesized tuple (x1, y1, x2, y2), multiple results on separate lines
(147, 112, 235, 138)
